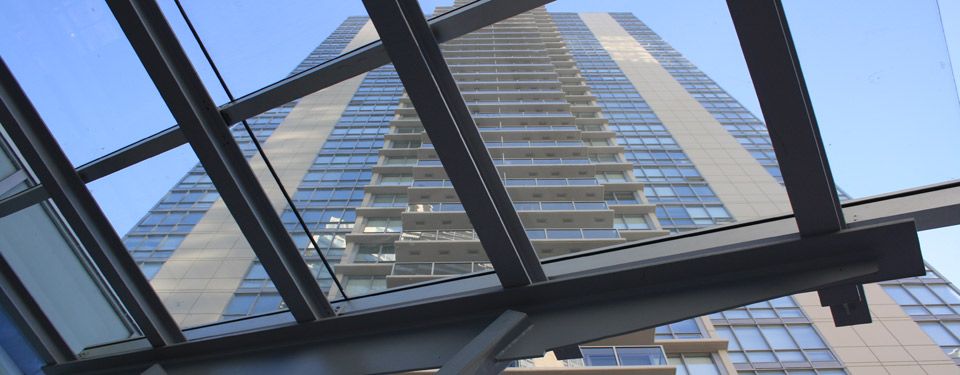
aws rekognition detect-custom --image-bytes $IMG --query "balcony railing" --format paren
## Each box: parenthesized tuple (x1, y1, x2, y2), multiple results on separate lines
(417, 157, 590, 166)
(391, 261, 494, 276)
(399, 228, 623, 241)
(412, 178, 599, 187)
(478, 125, 579, 132)
(406, 201, 608, 213)
(422, 140, 582, 149)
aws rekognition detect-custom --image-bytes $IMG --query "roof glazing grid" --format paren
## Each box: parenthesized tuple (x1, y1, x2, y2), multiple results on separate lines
(0, 0, 948, 374)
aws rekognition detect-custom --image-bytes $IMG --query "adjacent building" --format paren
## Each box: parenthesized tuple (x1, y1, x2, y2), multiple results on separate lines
(121, 4, 960, 374)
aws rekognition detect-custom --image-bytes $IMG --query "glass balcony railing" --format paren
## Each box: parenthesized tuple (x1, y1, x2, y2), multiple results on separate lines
(412, 178, 599, 187)
(391, 261, 494, 276)
(422, 140, 582, 149)
(464, 100, 569, 105)
(478, 125, 579, 132)
(406, 201, 608, 213)
(399, 228, 623, 241)
(417, 157, 591, 166)
(470, 112, 573, 118)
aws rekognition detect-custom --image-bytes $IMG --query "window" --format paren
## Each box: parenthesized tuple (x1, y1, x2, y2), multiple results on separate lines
(613, 214, 651, 230)
(391, 140, 421, 149)
(668, 354, 721, 375)
(344, 276, 387, 295)
(370, 194, 407, 207)
(581, 347, 617, 366)
(918, 322, 960, 359)
(605, 191, 639, 204)
(711, 296, 805, 320)
(383, 156, 417, 165)
(579, 346, 666, 367)
(596, 171, 628, 182)
(363, 217, 402, 233)
(222, 293, 285, 319)
(715, 324, 835, 367)
(380, 174, 413, 185)
(882, 284, 960, 316)
(355, 244, 396, 263)
(655, 318, 702, 339)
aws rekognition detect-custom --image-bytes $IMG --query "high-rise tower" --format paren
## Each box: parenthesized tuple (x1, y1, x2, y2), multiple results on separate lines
(119, 5, 960, 374)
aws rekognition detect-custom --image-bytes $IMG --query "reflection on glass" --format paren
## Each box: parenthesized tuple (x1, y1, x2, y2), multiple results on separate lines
(0, 141, 135, 352)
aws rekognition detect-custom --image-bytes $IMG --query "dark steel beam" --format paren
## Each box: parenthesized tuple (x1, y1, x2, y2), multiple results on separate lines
(72, 180, 960, 361)
(363, 0, 546, 287)
(0, 58, 185, 347)
(0, 253, 75, 363)
(726, 0, 866, 326)
(219, 0, 554, 124)
(46, 219, 923, 374)
(437, 310, 530, 375)
(106, 0, 333, 321)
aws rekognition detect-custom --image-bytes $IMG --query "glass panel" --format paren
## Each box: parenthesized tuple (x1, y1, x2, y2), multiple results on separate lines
(788, 325, 826, 349)
(782, 0, 960, 198)
(905, 285, 942, 305)
(0, 200, 135, 352)
(733, 326, 769, 350)
(919, 323, 960, 346)
(684, 355, 720, 375)
(581, 347, 618, 366)
(931, 285, 960, 304)
(668, 357, 688, 375)
(616, 347, 666, 366)
(882, 285, 918, 305)
(760, 326, 798, 350)
(88, 145, 292, 329)
(0, 0, 178, 166)
(170, 2, 377, 98)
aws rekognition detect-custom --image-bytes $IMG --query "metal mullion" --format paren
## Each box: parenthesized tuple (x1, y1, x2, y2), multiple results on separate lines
(0, 58, 185, 346)
(106, 0, 333, 321)
(726, 0, 868, 326)
(363, 0, 546, 287)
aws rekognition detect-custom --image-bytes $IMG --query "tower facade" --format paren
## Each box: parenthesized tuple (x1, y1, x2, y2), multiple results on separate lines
(122, 6, 960, 375)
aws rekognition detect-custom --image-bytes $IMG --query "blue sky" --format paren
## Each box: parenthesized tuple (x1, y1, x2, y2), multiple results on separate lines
(1, 0, 957, 280)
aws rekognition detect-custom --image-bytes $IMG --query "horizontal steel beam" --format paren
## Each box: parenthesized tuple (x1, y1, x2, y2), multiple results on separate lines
(70, 180, 960, 363)
(0, 57, 185, 347)
(107, 0, 333, 321)
(364, 0, 546, 287)
(48, 219, 923, 374)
